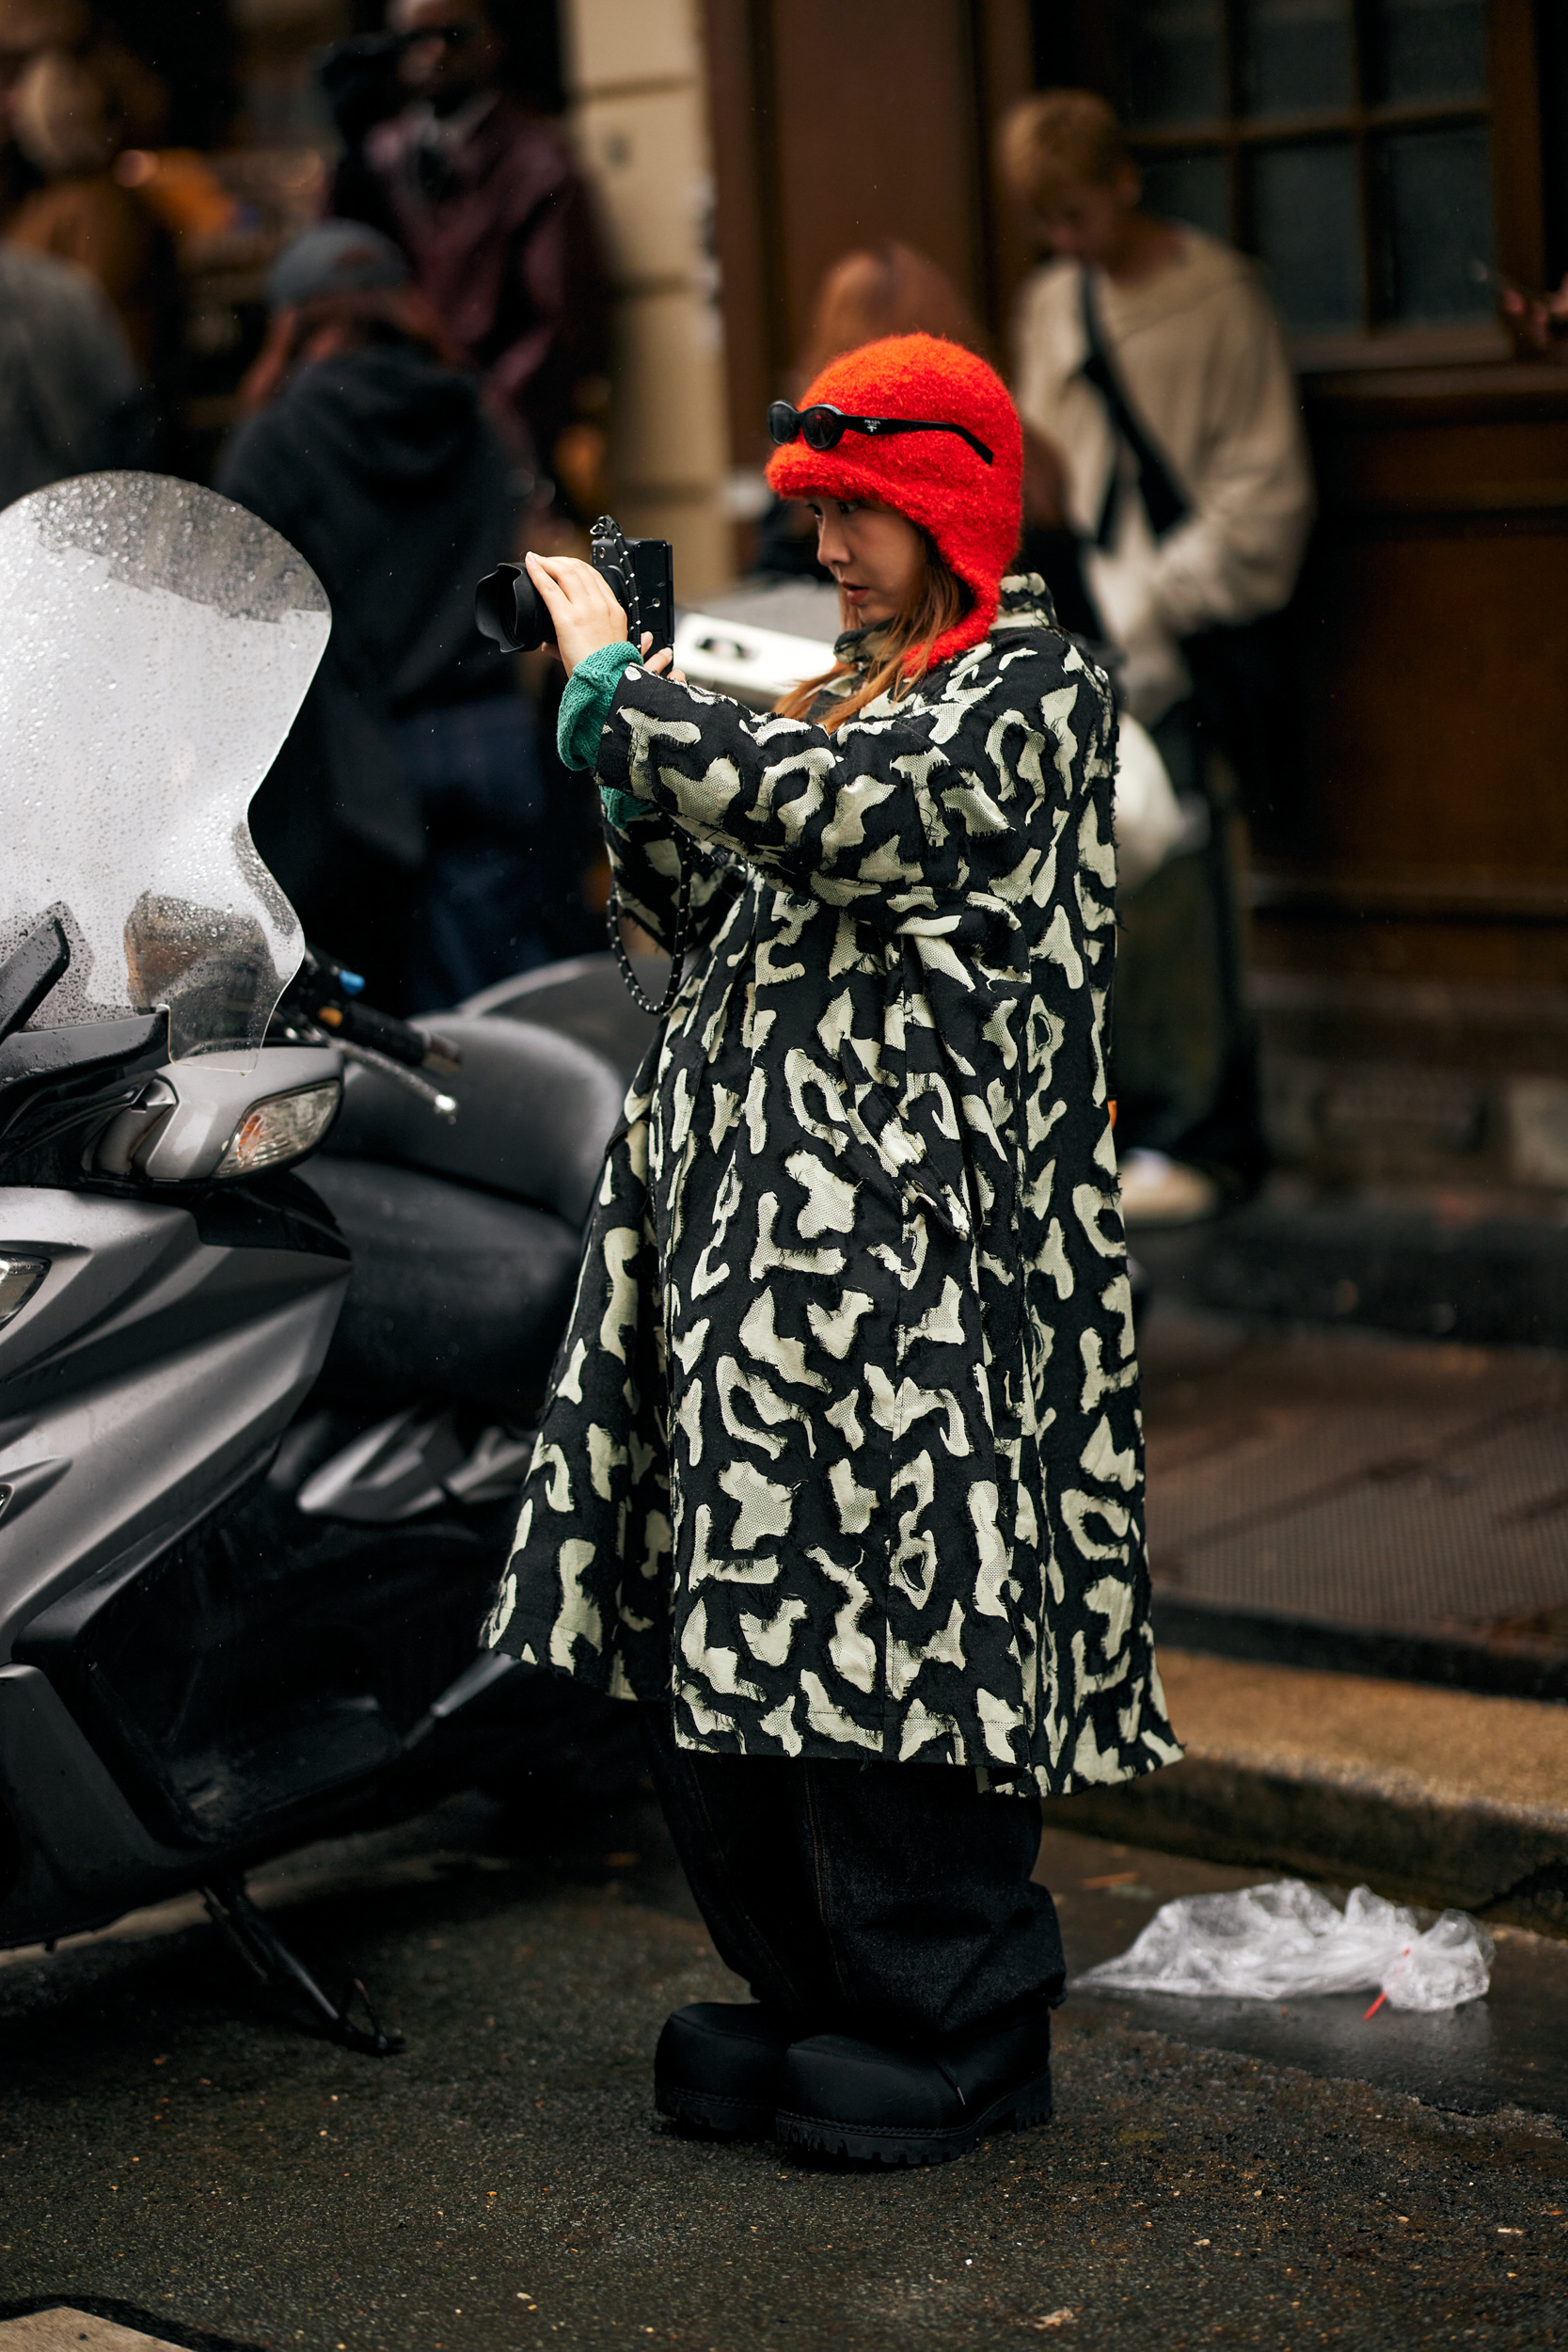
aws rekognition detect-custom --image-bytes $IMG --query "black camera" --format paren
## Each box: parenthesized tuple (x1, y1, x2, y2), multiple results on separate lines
(475, 517, 675, 659)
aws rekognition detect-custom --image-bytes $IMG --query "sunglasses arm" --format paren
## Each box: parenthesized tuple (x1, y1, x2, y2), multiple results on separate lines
(766, 404, 993, 466)
(864, 419, 994, 465)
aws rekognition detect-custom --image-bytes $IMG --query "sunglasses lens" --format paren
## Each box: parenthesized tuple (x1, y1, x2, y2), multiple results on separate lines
(767, 402, 800, 446)
(801, 407, 844, 451)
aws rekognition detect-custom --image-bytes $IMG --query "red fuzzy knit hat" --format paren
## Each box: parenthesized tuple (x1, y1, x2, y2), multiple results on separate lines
(765, 331, 1023, 669)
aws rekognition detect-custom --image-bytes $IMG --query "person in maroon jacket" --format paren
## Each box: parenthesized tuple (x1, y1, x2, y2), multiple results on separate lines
(328, 0, 610, 497)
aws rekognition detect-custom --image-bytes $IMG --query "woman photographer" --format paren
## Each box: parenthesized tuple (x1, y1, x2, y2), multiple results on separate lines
(485, 333, 1179, 2166)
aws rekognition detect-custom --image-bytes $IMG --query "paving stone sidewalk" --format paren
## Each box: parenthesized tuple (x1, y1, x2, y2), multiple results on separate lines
(1138, 1303, 1568, 1649)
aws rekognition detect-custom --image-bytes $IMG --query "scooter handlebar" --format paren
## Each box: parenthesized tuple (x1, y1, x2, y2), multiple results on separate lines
(279, 949, 462, 1074)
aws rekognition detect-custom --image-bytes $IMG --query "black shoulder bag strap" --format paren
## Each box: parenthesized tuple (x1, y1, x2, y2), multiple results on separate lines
(1079, 264, 1278, 1115)
(607, 850, 692, 1019)
(1077, 270, 1191, 548)
(1077, 269, 1278, 788)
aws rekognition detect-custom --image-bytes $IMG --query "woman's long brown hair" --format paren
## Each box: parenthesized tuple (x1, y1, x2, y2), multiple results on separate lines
(774, 532, 971, 733)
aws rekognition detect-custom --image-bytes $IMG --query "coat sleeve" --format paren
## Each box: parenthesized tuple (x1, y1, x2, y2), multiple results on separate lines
(1141, 277, 1315, 633)
(593, 648, 1072, 944)
(602, 805, 745, 959)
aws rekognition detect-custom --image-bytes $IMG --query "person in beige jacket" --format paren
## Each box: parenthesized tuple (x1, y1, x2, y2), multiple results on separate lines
(1002, 89, 1313, 1220)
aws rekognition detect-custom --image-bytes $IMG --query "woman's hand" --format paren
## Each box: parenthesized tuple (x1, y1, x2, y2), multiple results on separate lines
(642, 643, 687, 684)
(523, 551, 688, 681)
(524, 549, 628, 674)
(1502, 273, 1568, 358)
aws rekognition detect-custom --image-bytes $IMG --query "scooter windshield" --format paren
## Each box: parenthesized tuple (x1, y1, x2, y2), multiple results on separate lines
(0, 471, 329, 1062)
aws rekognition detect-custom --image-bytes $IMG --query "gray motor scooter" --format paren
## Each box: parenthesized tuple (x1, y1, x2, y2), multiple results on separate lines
(0, 473, 629, 2049)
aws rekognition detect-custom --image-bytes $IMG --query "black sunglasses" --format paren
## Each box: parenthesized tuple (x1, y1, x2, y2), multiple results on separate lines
(768, 400, 993, 467)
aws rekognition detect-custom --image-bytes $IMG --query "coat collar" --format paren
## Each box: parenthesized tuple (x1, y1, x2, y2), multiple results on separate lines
(993, 573, 1059, 631)
(831, 572, 1058, 678)
(1069, 228, 1256, 347)
(370, 92, 567, 198)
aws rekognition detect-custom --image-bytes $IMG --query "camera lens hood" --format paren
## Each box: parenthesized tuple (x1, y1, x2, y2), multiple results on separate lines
(474, 562, 550, 654)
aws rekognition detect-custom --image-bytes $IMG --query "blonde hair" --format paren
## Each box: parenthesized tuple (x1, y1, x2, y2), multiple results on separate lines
(998, 89, 1132, 213)
(775, 534, 970, 736)
(795, 242, 987, 392)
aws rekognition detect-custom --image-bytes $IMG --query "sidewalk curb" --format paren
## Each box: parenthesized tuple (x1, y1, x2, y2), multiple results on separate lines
(1042, 1652, 1568, 1935)
(1192, 1200, 1568, 1350)
(1149, 1595, 1568, 1707)
(1045, 1759, 1568, 1932)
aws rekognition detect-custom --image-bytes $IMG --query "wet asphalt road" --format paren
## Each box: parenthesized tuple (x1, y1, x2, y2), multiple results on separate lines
(0, 1791, 1564, 2352)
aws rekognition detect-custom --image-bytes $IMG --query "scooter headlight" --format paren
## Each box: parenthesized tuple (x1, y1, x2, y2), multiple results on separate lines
(213, 1081, 341, 1180)
(0, 1255, 47, 1329)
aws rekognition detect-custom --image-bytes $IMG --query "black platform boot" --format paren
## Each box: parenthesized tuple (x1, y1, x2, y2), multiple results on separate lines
(774, 2007, 1053, 2166)
(655, 2002, 797, 2138)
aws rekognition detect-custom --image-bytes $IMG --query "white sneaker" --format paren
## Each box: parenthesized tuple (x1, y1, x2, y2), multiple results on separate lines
(1117, 1147, 1220, 1228)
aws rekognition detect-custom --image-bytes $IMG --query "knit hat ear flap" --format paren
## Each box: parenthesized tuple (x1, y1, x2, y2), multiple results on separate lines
(765, 332, 1023, 667)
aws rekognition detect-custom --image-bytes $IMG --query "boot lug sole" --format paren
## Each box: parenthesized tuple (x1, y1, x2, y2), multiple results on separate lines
(656, 2083, 774, 2140)
(774, 2071, 1053, 2167)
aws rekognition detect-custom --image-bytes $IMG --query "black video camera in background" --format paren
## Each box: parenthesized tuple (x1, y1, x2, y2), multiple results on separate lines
(318, 33, 409, 149)
(475, 516, 674, 658)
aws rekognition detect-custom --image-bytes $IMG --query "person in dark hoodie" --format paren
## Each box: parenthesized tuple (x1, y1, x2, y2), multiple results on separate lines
(215, 219, 550, 1009)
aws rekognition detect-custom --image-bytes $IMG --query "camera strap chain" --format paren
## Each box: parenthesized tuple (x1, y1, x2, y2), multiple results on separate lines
(606, 845, 692, 1020)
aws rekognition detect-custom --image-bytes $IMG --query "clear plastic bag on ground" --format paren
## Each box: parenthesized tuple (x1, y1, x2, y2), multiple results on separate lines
(1077, 1880, 1493, 2011)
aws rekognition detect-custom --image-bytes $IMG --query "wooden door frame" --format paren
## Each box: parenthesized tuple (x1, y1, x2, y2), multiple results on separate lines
(700, 0, 1034, 481)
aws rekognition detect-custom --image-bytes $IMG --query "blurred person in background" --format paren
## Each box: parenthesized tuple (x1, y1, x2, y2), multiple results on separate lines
(752, 242, 988, 581)
(1503, 269, 1568, 361)
(0, 0, 165, 215)
(1000, 88, 1313, 1221)
(0, 0, 73, 218)
(4, 33, 176, 379)
(0, 239, 150, 506)
(216, 221, 552, 1012)
(325, 0, 611, 521)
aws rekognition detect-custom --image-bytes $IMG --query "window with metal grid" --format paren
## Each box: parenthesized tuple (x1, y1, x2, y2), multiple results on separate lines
(1120, 0, 1496, 335)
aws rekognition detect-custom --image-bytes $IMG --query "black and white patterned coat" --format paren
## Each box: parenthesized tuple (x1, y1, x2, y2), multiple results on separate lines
(484, 576, 1180, 1796)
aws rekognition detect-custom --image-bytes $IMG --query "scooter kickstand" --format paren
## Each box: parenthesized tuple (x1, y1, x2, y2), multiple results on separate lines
(201, 1876, 404, 2057)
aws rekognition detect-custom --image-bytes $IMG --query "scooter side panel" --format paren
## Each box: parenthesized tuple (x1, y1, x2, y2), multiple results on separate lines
(0, 1193, 348, 1659)
(0, 1193, 198, 1375)
(0, 1190, 346, 1400)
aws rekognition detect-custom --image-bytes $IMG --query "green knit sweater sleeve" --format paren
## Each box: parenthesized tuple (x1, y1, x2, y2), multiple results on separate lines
(556, 641, 651, 828)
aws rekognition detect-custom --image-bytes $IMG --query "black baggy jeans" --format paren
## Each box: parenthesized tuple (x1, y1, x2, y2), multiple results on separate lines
(641, 1708, 1065, 2044)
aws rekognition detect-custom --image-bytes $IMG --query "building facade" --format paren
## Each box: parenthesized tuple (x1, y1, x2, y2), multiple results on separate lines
(700, 0, 1568, 1197)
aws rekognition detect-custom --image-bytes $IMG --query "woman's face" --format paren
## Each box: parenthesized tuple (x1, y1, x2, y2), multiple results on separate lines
(808, 498, 925, 626)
